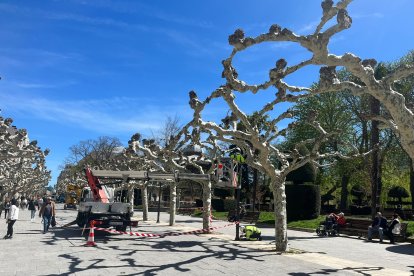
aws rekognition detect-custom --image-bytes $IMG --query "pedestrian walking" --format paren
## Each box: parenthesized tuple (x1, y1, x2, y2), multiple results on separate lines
(3, 198, 11, 219)
(36, 195, 43, 210)
(28, 196, 37, 222)
(4, 198, 19, 239)
(20, 197, 27, 210)
(39, 197, 56, 234)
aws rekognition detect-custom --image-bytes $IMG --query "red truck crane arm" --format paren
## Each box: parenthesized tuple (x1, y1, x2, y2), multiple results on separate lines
(84, 168, 109, 203)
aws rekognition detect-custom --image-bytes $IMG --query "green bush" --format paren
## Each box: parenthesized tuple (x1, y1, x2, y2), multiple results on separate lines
(349, 205, 371, 215)
(223, 199, 236, 211)
(388, 186, 410, 205)
(211, 198, 236, 211)
(211, 198, 224, 211)
(286, 183, 320, 221)
(286, 163, 316, 184)
(213, 188, 233, 199)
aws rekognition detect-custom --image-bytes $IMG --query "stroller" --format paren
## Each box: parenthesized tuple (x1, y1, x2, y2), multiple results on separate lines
(316, 214, 338, 237)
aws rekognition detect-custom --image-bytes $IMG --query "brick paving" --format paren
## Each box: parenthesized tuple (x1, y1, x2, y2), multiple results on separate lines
(0, 205, 413, 276)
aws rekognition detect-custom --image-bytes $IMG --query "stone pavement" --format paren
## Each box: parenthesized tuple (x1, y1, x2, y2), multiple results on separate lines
(0, 205, 413, 276)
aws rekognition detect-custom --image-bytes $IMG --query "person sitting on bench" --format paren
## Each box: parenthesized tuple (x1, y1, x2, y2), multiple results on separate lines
(385, 213, 401, 244)
(330, 212, 346, 231)
(367, 212, 387, 242)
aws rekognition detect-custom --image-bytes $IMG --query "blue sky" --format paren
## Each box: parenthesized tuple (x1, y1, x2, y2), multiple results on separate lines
(1, 0, 413, 186)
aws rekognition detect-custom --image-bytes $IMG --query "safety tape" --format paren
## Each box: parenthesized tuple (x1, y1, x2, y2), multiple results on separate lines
(93, 222, 236, 238)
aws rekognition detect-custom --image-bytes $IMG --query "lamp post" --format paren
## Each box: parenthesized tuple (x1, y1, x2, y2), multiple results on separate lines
(230, 146, 245, 241)
(156, 182, 162, 223)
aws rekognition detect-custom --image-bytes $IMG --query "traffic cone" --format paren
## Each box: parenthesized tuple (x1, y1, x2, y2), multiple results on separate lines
(85, 221, 96, 247)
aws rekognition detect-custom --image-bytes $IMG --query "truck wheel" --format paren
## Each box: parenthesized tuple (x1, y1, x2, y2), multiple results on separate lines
(76, 213, 87, 228)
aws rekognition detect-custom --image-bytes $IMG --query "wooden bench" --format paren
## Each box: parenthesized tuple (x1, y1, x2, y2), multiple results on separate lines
(340, 218, 408, 241)
(227, 210, 260, 225)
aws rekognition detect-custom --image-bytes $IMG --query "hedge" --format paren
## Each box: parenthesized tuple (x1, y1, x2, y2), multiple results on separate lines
(211, 198, 237, 211)
(285, 163, 316, 184)
(286, 183, 320, 221)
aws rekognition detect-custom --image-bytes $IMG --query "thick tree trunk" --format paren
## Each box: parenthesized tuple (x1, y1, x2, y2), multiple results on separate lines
(202, 181, 212, 231)
(128, 185, 135, 207)
(169, 183, 177, 226)
(272, 178, 288, 252)
(141, 183, 148, 221)
(253, 168, 258, 211)
(340, 175, 350, 211)
(410, 159, 414, 210)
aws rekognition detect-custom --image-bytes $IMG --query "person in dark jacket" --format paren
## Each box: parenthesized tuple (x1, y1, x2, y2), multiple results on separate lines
(39, 197, 56, 233)
(367, 212, 387, 242)
(28, 196, 37, 222)
(3, 198, 11, 219)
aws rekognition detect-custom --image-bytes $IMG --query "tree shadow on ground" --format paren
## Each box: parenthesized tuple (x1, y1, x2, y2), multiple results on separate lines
(38, 226, 86, 246)
(288, 266, 386, 276)
(42, 233, 277, 276)
(385, 244, 414, 255)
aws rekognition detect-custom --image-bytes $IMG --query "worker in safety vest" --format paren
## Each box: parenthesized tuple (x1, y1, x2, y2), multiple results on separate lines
(229, 145, 246, 163)
(242, 225, 262, 241)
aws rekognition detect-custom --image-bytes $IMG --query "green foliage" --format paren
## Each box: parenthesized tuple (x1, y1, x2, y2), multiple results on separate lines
(211, 198, 224, 211)
(285, 92, 356, 150)
(350, 184, 365, 197)
(286, 184, 321, 221)
(287, 215, 326, 229)
(381, 150, 412, 207)
(211, 198, 236, 211)
(286, 163, 316, 184)
(213, 188, 233, 199)
(223, 199, 236, 211)
(388, 186, 410, 199)
(350, 184, 366, 206)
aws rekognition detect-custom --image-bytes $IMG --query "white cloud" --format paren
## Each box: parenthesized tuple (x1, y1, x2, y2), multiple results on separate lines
(296, 20, 320, 34)
(352, 13, 384, 19)
(0, 93, 192, 135)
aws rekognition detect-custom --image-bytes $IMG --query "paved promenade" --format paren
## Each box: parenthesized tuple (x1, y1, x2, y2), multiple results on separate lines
(0, 205, 413, 276)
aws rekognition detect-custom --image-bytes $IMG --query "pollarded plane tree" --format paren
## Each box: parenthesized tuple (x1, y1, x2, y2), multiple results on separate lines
(56, 165, 75, 196)
(223, 1, 414, 188)
(128, 135, 180, 225)
(0, 116, 51, 200)
(189, 90, 367, 251)
(186, 0, 395, 251)
(128, 122, 219, 230)
(101, 148, 149, 210)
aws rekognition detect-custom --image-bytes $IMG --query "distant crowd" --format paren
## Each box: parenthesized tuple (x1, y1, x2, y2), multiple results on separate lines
(1, 195, 56, 239)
